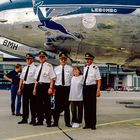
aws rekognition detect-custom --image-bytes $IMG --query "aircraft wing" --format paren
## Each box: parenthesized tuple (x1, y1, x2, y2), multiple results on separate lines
(39, 6, 81, 17)
(32, 0, 81, 17)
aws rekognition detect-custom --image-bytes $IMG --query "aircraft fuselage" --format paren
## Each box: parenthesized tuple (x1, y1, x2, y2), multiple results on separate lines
(0, 0, 140, 69)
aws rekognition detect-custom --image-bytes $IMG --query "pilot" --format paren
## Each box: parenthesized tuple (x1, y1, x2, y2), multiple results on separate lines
(18, 53, 36, 125)
(83, 52, 101, 130)
(52, 52, 73, 127)
(33, 51, 56, 127)
(4, 64, 22, 116)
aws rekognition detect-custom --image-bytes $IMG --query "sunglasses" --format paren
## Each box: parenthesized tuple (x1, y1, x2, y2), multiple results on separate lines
(26, 58, 32, 60)
(85, 58, 93, 60)
(39, 56, 45, 58)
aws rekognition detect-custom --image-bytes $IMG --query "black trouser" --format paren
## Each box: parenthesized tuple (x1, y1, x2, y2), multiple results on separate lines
(70, 101, 83, 123)
(54, 86, 70, 126)
(36, 83, 51, 125)
(83, 84, 97, 128)
(22, 83, 36, 122)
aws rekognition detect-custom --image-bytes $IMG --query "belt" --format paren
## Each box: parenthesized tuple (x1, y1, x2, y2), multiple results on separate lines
(84, 84, 97, 87)
(38, 82, 49, 85)
(24, 83, 34, 85)
(56, 85, 70, 87)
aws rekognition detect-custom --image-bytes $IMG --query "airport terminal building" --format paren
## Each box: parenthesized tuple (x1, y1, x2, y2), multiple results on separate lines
(0, 54, 140, 91)
(100, 65, 140, 91)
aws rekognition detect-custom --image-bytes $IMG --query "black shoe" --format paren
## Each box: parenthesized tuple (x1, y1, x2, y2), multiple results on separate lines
(33, 122, 43, 126)
(47, 124, 51, 127)
(51, 123, 58, 127)
(12, 112, 15, 115)
(29, 121, 36, 125)
(91, 126, 96, 130)
(16, 113, 22, 116)
(18, 120, 27, 124)
(83, 126, 90, 129)
(66, 124, 72, 127)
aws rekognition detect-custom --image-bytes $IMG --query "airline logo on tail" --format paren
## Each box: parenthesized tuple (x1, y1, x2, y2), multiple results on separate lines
(32, 0, 79, 40)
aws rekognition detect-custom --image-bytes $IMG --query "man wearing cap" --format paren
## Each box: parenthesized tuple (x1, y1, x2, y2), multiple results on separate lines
(33, 51, 56, 127)
(18, 53, 36, 124)
(53, 52, 73, 127)
(83, 52, 101, 130)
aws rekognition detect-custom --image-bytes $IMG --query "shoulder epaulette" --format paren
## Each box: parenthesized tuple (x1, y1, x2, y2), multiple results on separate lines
(93, 66, 97, 69)
(48, 63, 52, 67)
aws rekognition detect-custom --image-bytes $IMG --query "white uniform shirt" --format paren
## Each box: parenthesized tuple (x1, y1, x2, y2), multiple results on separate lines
(34, 62, 56, 83)
(83, 63, 101, 85)
(20, 63, 36, 84)
(54, 64, 73, 86)
(69, 75, 84, 101)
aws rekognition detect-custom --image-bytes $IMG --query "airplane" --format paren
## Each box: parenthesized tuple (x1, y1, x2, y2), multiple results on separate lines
(0, 0, 140, 75)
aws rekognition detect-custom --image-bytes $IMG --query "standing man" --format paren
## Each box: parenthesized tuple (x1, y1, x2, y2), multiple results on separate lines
(18, 53, 36, 124)
(4, 64, 22, 116)
(53, 53, 73, 127)
(83, 52, 101, 130)
(33, 51, 56, 127)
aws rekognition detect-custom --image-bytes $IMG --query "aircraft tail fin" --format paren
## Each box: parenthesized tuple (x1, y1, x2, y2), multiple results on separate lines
(32, 0, 44, 15)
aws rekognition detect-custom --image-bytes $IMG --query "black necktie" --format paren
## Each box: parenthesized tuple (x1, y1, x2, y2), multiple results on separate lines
(84, 66, 89, 85)
(62, 65, 65, 86)
(36, 64, 43, 82)
(24, 66, 30, 81)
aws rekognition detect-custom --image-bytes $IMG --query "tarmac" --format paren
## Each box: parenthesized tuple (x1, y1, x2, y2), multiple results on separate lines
(0, 90, 140, 140)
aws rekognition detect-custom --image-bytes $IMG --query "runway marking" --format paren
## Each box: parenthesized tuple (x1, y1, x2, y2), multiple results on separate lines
(135, 123, 140, 126)
(5, 117, 140, 140)
(5, 128, 75, 140)
(97, 117, 140, 126)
